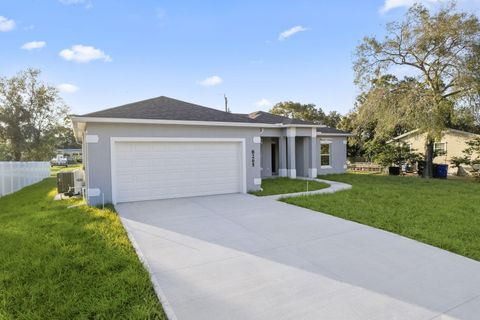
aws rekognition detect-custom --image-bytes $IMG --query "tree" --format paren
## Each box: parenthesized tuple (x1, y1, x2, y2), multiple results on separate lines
(269, 101, 344, 127)
(269, 101, 324, 123)
(0, 69, 70, 161)
(364, 139, 421, 168)
(354, 2, 480, 178)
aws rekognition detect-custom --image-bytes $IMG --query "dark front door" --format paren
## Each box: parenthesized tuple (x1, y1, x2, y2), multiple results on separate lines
(271, 142, 277, 174)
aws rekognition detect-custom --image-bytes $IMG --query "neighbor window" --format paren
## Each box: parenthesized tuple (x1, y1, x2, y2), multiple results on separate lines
(434, 142, 447, 154)
(320, 144, 331, 167)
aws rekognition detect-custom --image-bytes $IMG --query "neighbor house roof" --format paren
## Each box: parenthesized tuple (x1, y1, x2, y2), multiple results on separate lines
(390, 128, 480, 142)
(317, 127, 351, 136)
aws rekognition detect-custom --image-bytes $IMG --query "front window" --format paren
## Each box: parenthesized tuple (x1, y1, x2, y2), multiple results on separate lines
(434, 142, 447, 154)
(320, 144, 331, 167)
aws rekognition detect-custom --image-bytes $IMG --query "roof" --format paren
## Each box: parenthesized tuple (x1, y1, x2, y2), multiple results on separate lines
(390, 128, 480, 142)
(80, 96, 258, 123)
(317, 127, 351, 136)
(242, 111, 317, 125)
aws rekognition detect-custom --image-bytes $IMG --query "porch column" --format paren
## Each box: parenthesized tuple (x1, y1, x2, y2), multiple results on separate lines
(278, 136, 287, 177)
(308, 128, 318, 178)
(286, 128, 296, 178)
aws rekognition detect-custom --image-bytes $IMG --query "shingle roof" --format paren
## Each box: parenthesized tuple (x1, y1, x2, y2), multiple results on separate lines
(80, 96, 258, 123)
(79, 96, 321, 126)
(243, 111, 317, 125)
(317, 127, 351, 135)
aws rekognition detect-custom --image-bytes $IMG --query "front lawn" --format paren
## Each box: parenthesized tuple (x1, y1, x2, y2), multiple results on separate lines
(0, 178, 166, 319)
(283, 174, 480, 261)
(250, 177, 329, 196)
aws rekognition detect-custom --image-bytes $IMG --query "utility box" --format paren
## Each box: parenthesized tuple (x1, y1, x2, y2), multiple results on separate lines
(57, 169, 84, 196)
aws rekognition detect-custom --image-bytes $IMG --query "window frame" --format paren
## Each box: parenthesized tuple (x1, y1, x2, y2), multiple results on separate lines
(433, 142, 447, 154)
(320, 142, 332, 168)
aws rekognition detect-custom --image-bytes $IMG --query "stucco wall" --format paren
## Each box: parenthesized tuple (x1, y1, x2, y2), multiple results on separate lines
(317, 136, 347, 175)
(84, 123, 273, 205)
(261, 137, 273, 178)
(398, 130, 478, 173)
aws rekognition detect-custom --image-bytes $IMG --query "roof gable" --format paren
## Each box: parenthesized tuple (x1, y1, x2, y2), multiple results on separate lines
(81, 96, 258, 123)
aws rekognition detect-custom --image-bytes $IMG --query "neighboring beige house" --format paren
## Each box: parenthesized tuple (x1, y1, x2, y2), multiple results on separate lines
(390, 128, 480, 175)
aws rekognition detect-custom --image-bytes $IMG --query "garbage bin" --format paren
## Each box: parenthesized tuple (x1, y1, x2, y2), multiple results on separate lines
(434, 164, 449, 179)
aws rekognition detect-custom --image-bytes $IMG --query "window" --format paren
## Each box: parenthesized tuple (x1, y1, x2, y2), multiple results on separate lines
(434, 142, 447, 154)
(320, 144, 331, 167)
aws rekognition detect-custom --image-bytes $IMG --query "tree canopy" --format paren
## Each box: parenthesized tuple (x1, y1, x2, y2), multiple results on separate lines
(0, 69, 72, 161)
(269, 101, 343, 127)
(354, 2, 480, 176)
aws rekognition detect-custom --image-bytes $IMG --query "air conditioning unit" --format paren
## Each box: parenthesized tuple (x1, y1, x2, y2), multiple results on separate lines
(57, 169, 84, 196)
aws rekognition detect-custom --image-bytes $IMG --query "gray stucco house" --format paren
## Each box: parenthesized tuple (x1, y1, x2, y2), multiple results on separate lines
(72, 96, 350, 205)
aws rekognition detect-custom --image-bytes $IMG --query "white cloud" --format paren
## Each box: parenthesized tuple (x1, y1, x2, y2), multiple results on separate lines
(59, 45, 111, 63)
(198, 75, 223, 87)
(278, 25, 308, 41)
(21, 41, 46, 50)
(380, 0, 442, 13)
(57, 83, 79, 93)
(0, 16, 15, 32)
(255, 98, 272, 108)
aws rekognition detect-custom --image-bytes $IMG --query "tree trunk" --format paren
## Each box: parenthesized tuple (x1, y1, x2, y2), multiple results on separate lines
(423, 141, 434, 178)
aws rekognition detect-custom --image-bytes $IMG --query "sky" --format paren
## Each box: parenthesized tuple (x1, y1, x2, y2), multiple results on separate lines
(1, 0, 480, 116)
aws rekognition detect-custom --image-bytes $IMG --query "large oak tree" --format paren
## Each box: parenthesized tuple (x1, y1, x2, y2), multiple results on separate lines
(354, 2, 480, 177)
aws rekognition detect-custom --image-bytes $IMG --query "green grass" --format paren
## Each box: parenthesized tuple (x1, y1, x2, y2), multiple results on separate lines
(0, 178, 166, 319)
(250, 177, 329, 196)
(283, 173, 480, 261)
(50, 163, 83, 177)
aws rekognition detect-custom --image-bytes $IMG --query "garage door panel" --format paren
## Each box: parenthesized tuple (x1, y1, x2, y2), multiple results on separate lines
(113, 140, 244, 203)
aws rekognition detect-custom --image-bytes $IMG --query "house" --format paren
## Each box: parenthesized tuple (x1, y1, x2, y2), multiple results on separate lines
(390, 128, 479, 174)
(56, 148, 82, 162)
(71, 96, 350, 205)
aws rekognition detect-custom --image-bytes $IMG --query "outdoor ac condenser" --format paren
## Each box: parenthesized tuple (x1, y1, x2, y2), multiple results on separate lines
(57, 169, 84, 196)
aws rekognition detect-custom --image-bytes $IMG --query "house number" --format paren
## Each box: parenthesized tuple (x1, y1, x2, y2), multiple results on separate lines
(251, 150, 255, 167)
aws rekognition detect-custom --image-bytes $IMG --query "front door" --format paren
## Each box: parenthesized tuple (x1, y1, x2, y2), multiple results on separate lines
(271, 142, 278, 174)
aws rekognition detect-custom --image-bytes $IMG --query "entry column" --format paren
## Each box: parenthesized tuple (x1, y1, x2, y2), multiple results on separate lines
(308, 128, 318, 178)
(278, 136, 287, 177)
(287, 128, 296, 178)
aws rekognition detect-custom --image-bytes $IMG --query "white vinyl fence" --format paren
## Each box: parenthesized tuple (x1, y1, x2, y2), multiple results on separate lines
(0, 162, 51, 197)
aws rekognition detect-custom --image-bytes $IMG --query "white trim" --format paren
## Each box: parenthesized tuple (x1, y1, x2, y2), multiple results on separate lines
(85, 135, 99, 143)
(254, 178, 262, 185)
(320, 165, 333, 169)
(88, 188, 101, 197)
(311, 128, 317, 138)
(253, 136, 261, 144)
(110, 137, 247, 204)
(286, 127, 296, 138)
(308, 168, 317, 178)
(319, 139, 333, 144)
(287, 169, 296, 178)
(72, 116, 322, 131)
(278, 168, 287, 177)
(317, 132, 352, 137)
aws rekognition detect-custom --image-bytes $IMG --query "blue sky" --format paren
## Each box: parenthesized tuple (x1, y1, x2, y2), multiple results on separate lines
(1, 0, 479, 115)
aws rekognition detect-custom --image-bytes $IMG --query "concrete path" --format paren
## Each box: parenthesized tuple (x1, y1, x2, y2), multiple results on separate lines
(117, 194, 480, 320)
(262, 177, 352, 200)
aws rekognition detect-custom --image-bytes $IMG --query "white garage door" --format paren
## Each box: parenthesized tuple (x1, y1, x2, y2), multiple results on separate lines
(112, 140, 244, 203)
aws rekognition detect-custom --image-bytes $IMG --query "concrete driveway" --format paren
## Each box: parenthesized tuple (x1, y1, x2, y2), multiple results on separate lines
(117, 194, 480, 320)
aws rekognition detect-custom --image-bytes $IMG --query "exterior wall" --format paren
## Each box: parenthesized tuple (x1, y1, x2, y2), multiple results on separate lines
(84, 123, 276, 205)
(261, 137, 273, 178)
(295, 137, 309, 177)
(317, 136, 348, 175)
(397, 130, 478, 173)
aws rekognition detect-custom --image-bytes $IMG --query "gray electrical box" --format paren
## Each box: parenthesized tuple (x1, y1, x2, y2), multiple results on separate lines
(57, 169, 84, 196)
